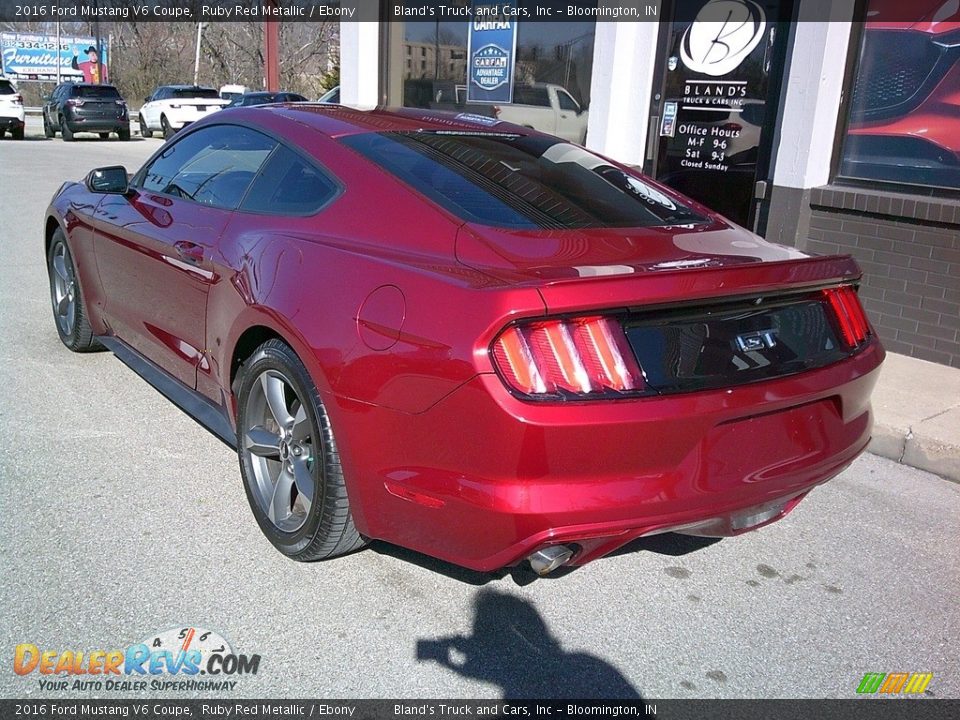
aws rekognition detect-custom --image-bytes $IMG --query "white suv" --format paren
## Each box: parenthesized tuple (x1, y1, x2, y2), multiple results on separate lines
(139, 85, 229, 139)
(0, 77, 25, 140)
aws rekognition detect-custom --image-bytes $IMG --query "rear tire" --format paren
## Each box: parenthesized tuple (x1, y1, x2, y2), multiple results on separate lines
(236, 340, 366, 562)
(139, 115, 152, 139)
(118, 127, 130, 141)
(60, 118, 74, 142)
(12, 126, 23, 140)
(0, 129, 5, 139)
(44, 115, 55, 137)
(98, 132, 109, 140)
(47, 228, 101, 352)
(161, 115, 174, 140)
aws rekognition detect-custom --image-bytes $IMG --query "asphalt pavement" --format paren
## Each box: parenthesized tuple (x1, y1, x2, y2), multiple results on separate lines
(1, 120, 958, 700)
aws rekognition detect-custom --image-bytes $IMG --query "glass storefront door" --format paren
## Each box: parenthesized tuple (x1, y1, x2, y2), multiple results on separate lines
(646, 0, 793, 229)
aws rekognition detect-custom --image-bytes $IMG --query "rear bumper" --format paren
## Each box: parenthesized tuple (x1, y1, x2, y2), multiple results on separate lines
(166, 107, 221, 129)
(64, 116, 127, 133)
(0, 115, 24, 129)
(338, 340, 884, 571)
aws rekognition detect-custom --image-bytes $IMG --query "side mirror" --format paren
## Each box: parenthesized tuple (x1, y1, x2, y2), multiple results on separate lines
(144, 96, 151, 104)
(86, 166, 129, 194)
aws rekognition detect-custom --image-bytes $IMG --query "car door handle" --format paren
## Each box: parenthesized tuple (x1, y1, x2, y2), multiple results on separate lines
(173, 241, 204, 265)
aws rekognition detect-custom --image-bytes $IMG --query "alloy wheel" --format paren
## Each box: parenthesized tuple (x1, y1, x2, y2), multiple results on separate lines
(242, 370, 317, 533)
(50, 241, 77, 337)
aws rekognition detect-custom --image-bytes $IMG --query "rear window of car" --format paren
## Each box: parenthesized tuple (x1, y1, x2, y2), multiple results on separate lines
(243, 93, 277, 105)
(341, 132, 707, 230)
(0, 80, 15, 94)
(170, 88, 220, 100)
(74, 85, 121, 99)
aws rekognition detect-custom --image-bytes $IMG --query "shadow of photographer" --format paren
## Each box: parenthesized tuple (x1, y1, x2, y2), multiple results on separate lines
(416, 589, 643, 700)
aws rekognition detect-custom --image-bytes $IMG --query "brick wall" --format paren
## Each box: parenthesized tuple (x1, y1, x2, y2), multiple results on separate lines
(804, 187, 960, 369)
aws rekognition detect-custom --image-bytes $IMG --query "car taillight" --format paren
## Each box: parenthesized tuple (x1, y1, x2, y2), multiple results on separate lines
(492, 316, 644, 398)
(115, 100, 126, 106)
(66, 99, 85, 107)
(823, 286, 870, 348)
(12, 94, 22, 105)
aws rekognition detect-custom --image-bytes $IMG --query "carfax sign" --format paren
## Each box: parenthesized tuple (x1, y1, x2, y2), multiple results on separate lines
(1, 32, 107, 83)
(466, 1, 518, 103)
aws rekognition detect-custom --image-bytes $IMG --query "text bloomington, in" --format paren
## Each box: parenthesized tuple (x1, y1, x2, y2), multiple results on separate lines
(51, 5, 357, 20)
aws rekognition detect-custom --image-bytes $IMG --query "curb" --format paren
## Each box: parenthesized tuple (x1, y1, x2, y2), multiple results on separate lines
(869, 423, 960, 484)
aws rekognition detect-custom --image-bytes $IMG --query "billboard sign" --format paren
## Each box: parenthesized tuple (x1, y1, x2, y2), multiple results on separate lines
(1, 32, 108, 83)
(466, 1, 518, 104)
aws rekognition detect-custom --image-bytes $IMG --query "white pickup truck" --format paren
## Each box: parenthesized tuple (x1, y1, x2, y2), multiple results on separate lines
(491, 83, 589, 144)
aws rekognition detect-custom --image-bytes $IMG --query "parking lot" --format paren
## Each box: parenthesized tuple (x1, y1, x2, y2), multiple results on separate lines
(1, 118, 958, 700)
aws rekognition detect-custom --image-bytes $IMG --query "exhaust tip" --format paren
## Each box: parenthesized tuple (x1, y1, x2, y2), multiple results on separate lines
(527, 546, 574, 576)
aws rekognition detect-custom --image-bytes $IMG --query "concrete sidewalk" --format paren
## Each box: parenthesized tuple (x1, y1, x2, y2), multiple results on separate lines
(870, 352, 960, 482)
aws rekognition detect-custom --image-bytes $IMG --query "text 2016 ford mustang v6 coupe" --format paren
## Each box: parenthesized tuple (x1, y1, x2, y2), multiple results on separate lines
(45, 105, 884, 575)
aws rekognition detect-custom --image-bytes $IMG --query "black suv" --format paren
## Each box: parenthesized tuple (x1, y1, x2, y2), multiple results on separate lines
(43, 83, 130, 141)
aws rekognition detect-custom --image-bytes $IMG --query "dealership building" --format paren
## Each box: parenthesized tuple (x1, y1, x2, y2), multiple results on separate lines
(338, 0, 960, 368)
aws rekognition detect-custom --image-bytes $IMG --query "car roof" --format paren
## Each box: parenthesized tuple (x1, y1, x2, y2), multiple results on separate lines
(161, 85, 217, 91)
(258, 104, 532, 139)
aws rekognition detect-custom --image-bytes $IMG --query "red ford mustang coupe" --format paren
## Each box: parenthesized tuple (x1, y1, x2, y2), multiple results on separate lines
(45, 105, 884, 575)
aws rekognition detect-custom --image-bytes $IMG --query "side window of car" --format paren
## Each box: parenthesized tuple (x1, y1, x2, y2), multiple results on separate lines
(138, 125, 276, 210)
(557, 91, 579, 112)
(514, 86, 550, 107)
(240, 145, 338, 215)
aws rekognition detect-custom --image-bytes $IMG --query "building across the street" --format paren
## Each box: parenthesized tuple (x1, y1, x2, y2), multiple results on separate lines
(339, 0, 960, 368)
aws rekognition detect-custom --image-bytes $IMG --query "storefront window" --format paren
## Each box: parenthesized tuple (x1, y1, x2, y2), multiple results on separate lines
(384, 2, 595, 144)
(837, 1, 960, 191)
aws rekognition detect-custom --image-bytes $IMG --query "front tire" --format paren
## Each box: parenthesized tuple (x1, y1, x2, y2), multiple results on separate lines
(236, 340, 365, 561)
(161, 115, 174, 140)
(139, 115, 153, 139)
(47, 229, 100, 352)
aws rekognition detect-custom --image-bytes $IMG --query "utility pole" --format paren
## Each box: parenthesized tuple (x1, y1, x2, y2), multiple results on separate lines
(264, 0, 280, 91)
(194, 22, 204, 86)
(55, 17, 61, 85)
(94, 7, 101, 84)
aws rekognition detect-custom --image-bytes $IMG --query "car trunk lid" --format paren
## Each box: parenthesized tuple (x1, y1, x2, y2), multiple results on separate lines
(459, 222, 869, 394)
